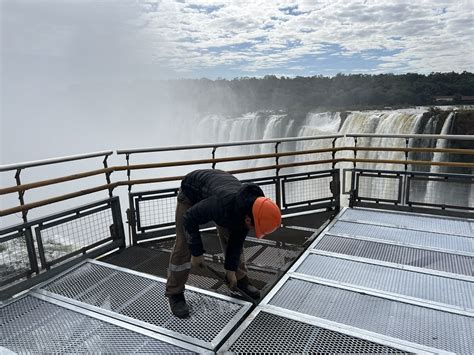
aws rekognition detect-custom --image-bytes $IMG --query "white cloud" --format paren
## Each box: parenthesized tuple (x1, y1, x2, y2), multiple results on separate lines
(137, 0, 474, 74)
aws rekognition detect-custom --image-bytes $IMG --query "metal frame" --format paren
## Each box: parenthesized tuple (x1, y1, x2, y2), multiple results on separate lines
(406, 173, 474, 210)
(308, 249, 474, 282)
(355, 171, 403, 204)
(1, 292, 209, 354)
(347, 168, 474, 218)
(33, 259, 252, 350)
(128, 170, 340, 244)
(281, 169, 339, 214)
(325, 231, 474, 257)
(218, 306, 442, 354)
(340, 207, 474, 238)
(291, 253, 473, 315)
(256, 273, 467, 354)
(0, 197, 125, 300)
(0, 226, 38, 287)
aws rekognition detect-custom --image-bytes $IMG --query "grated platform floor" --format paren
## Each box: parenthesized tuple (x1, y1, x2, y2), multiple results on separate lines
(2, 207, 473, 353)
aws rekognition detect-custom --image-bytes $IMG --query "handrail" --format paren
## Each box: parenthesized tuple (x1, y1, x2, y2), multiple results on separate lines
(0, 150, 114, 172)
(2, 146, 473, 195)
(1, 134, 473, 219)
(2, 157, 473, 217)
(116, 135, 344, 155)
(0, 167, 114, 195)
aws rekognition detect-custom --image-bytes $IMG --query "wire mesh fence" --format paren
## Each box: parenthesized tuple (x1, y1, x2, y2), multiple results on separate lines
(357, 174, 401, 202)
(0, 197, 125, 299)
(283, 176, 333, 206)
(137, 195, 178, 229)
(0, 230, 34, 287)
(408, 176, 474, 209)
(37, 207, 115, 267)
(346, 169, 473, 216)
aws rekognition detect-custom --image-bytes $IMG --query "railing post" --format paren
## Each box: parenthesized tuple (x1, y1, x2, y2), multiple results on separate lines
(127, 195, 137, 246)
(126, 153, 132, 193)
(405, 138, 409, 172)
(103, 155, 113, 197)
(212, 146, 217, 169)
(353, 137, 358, 169)
(275, 142, 282, 208)
(15, 169, 28, 223)
(24, 227, 39, 275)
(349, 169, 356, 208)
(110, 197, 126, 249)
(331, 169, 341, 211)
(126, 153, 134, 245)
(332, 138, 337, 169)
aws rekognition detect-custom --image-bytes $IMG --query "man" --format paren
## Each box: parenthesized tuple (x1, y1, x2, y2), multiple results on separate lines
(166, 169, 281, 318)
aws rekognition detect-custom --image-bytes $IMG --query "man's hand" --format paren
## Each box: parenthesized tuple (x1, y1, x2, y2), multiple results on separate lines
(226, 270, 237, 290)
(191, 255, 205, 268)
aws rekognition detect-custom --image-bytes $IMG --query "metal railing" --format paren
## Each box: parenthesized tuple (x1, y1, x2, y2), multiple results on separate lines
(348, 169, 474, 217)
(0, 197, 125, 299)
(1, 133, 473, 297)
(1, 134, 473, 217)
(127, 171, 340, 244)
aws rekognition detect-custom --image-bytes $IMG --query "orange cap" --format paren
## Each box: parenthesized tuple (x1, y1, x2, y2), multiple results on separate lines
(252, 197, 281, 238)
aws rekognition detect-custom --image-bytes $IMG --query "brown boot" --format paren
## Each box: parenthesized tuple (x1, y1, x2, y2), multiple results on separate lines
(168, 293, 190, 318)
(237, 276, 260, 299)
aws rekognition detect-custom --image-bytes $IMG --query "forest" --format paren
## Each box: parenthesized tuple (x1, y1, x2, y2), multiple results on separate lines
(173, 72, 474, 115)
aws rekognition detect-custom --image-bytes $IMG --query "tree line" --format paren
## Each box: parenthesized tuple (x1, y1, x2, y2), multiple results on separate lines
(173, 72, 474, 114)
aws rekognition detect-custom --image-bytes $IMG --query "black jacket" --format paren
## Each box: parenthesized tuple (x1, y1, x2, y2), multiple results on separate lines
(181, 169, 264, 271)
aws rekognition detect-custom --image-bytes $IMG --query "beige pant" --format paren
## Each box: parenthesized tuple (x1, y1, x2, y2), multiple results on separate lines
(165, 190, 248, 297)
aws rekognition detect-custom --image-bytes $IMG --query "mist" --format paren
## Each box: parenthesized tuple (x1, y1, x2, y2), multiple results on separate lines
(1, 0, 190, 165)
(0, 0, 198, 227)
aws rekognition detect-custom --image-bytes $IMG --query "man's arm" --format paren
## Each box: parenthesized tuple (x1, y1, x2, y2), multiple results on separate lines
(182, 197, 217, 256)
(224, 229, 246, 271)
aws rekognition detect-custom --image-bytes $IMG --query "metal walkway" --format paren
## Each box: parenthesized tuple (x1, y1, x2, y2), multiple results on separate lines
(2, 208, 473, 354)
(219, 208, 474, 354)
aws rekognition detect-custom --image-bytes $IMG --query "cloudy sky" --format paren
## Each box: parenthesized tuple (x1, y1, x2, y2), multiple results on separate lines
(2, 0, 473, 83)
(139, 0, 474, 77)
(1, 0, 473, 165)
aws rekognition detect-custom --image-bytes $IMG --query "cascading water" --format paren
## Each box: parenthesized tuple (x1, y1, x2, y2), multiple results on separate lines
(424, 113, 456, 205)
(186, 108, 466, 206)
(293, 112, 341, 171)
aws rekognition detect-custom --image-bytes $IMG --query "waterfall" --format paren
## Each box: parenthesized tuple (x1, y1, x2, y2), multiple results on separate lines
(188, 108, 466, 206)
(293, 112, 341, 171)
(190, 109, 433, 176)
(339, 110, 425, 171)
(191, 112, 294, 174)
(424, 113, 455, 205)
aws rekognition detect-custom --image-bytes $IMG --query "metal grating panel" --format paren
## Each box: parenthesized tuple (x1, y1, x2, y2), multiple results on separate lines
(1, 231, 31, 285)
(409, 178, 473, 208)
(283, 176, 332, 205)
(358, 175, 400, 201)
(249, 246, 301, 269)
(37, 208, 115, 264)
(329, 220, 474, 254)
(341, 208, 473, 236)
(1, 295, 196, 354)
(224, 311, 407, 354)
(296, 253, 473, 310)
(315, 234, 473, 276)
(138, 197, 177, 228)
(38, 261, 249, 347)
(269, 278, 474, 353)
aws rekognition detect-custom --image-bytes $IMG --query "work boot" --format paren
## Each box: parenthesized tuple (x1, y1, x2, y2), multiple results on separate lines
(237, 276, 260, 299)
(168, 293, 190, 318)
